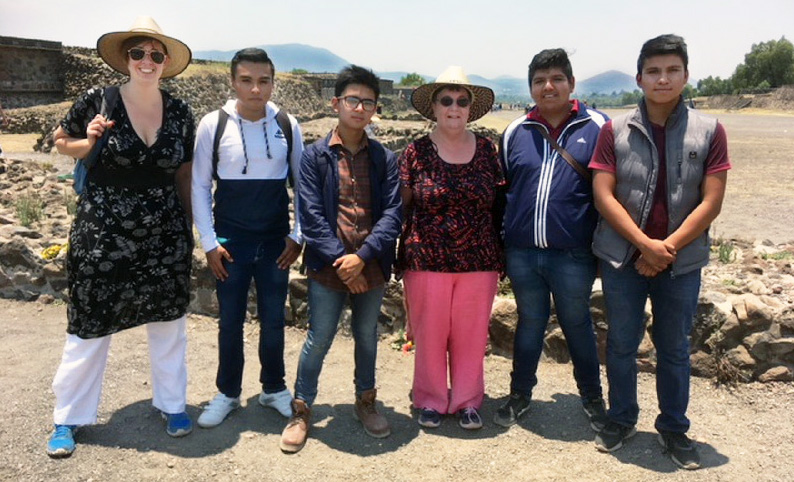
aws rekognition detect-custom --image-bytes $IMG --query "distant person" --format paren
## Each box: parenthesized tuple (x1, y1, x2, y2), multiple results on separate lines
(398, 66, 502, 430)
(47, 16, 195, 458)
(590, 34, 730, 470)
(191, 48, 304, 429)
(494, 49, 608, 430)
(280, 65, 402, 453)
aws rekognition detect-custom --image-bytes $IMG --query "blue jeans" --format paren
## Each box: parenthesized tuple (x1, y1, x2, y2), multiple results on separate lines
(600, 261, 701, 433)
(216, 238, 288, 398)
(294, 280, 385, 406)
(506, 247, 602, 401)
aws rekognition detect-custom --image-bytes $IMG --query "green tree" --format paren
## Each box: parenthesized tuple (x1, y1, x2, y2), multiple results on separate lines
(732, 37, 794, 89)
(697, 76, 733, 96)
(291, 68, 308, 74)
(620, 90, 643, 106)
(399, 72, 426, 86)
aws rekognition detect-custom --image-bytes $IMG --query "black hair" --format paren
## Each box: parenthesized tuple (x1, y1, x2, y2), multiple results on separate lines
(335, 65, 380, 99)
(231, 48, 275, 79)
(528, 48, 573, 85)
(637, 34, 688, 75)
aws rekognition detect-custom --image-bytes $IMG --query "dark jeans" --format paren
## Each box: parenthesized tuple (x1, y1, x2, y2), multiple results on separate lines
(506, 247, 602, 401)
(600, 260, 701, 433)
(216, 238, 288, 398)
(294, 279, 384, 406)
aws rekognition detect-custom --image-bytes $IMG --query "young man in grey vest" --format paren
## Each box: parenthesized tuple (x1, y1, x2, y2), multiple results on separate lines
(589, 34, 730, 469)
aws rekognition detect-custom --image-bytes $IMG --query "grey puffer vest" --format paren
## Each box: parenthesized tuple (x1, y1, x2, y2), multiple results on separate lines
(592, 99, 718, 275)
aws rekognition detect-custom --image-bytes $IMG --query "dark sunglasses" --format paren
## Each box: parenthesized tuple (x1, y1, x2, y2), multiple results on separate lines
(127, 48, 166, 64)
(338, 95, 378, 112)
(437, 96, 471, 108)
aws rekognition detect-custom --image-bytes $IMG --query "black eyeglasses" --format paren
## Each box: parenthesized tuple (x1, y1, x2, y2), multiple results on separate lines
(436, 96, 471, 108)
(127, 48, 166, 64)
(338, 95, 377, 112)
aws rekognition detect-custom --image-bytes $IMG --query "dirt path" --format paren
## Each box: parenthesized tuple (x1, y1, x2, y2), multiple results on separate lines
(2, 298, 793, 482)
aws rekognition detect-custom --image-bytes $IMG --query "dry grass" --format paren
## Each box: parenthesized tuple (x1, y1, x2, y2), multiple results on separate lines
(0, 134, 40, 153)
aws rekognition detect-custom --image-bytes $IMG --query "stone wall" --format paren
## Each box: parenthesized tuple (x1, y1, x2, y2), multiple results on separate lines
(0, 36, 65, 109)
(2, 152, 792, 384)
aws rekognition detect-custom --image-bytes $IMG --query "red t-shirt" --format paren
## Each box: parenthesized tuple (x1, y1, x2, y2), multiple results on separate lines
(589, 120, 730, 239)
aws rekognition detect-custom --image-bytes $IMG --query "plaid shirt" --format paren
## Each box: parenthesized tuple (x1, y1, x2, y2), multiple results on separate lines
(307, 128, 385, 292)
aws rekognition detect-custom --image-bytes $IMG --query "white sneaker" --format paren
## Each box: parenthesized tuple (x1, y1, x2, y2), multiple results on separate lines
(258, 388, 293, 417)
(197, 393, 240, 428)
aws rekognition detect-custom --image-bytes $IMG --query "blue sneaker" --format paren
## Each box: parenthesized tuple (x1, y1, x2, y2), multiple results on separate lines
(418, 408, 442, 428)
(161, 411, 193, 437)
(47, 424, 77, 458)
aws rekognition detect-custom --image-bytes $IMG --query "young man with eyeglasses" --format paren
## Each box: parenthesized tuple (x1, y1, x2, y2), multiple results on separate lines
(280, 65, 402, 453)
(495, 49, 608, 430)
(192, 48, 304, 428)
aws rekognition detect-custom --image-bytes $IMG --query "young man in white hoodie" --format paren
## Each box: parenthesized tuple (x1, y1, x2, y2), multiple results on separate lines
(192, 48, 304, 428)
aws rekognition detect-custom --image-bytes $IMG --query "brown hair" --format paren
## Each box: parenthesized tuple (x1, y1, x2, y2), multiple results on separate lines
(120, 36, 167, 57)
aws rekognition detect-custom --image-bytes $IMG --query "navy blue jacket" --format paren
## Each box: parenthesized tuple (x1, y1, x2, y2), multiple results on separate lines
(500, 106, 608, 250)
(298, 131, 402, 281)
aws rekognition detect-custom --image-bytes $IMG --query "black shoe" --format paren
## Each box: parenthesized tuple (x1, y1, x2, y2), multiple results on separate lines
(582, 396, 608, 432)
(658, 431, 701, 470)
(493, 392, 531, 427)
(594, 421, 636, 452)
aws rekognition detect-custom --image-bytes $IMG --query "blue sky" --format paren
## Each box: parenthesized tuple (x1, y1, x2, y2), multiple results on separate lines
(2, 0, 793, 82)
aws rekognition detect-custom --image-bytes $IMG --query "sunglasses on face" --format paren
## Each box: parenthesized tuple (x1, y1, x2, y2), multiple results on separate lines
(127, 48, 166, 64)
(338, 95, 378, 112)
(436, 96, 471, 108)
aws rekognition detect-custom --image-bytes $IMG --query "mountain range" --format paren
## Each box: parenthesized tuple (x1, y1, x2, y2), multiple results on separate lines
(193, 44, 639, 98)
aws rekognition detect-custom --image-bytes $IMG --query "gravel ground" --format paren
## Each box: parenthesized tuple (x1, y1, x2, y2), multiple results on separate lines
(1, 298, 793, 482)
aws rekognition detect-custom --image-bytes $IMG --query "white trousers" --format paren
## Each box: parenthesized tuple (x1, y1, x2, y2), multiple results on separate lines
(52, 316, 188, 425)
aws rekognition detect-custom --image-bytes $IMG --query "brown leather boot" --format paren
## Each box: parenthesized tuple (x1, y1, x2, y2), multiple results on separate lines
(353, 389, 391, 438)
(280, 399, 311, 453)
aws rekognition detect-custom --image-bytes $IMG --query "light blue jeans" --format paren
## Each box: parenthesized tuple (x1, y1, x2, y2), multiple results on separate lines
(293, 280, 385, 406)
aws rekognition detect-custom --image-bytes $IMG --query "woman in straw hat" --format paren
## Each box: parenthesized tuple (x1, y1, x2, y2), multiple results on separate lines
(398, 66, 503, 429)
(47, 16, 195, 458)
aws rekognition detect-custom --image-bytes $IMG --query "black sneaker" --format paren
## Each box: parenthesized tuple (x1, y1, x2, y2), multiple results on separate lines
(418, 408, 441, 428)
(594, 421, 636, 452)
(582, 397, 608, 432)
(493, 392, 531, 427)
(658, 431, 701, 470)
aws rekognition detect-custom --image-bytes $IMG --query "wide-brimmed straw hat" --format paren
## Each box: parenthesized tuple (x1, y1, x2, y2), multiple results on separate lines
(411, 66, 494, 123)
(97, 16, 192, 78)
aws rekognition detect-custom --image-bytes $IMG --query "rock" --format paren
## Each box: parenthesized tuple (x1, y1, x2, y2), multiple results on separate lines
(745, 279, 769, 295)
(690, 350, 717, 378)
(693, 291, 732, 349)
(489, 298, 517, 355)
(731, 293, 774, 331)
(543, 326, 569, 363)
(757, 365, 794, 383)
(726, 345, 755, 368)
(37, 294, 55, 304)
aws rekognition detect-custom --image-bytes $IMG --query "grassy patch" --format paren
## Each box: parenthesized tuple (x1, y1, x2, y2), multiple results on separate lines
(761, 250, 794, 260)
(15, 192, 45, 227)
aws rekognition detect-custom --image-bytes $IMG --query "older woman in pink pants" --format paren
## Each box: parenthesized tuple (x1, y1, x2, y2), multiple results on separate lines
(398, 66, 503, 429)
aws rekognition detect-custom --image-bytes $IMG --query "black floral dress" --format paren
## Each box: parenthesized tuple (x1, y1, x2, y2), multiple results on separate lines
(61, 87, 194, 339)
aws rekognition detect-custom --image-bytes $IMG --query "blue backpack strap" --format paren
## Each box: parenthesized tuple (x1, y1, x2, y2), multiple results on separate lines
(212, 108, 229, 180)
(275, 109, 294, 187)
(73, 86, 120, 194)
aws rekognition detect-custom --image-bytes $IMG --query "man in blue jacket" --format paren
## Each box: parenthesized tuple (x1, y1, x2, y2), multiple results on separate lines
(495, 49, 608, 430)
(280, 65, 402, 453)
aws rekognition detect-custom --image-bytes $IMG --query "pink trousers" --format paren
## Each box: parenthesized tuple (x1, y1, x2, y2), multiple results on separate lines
(403, 270, 498, 414)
